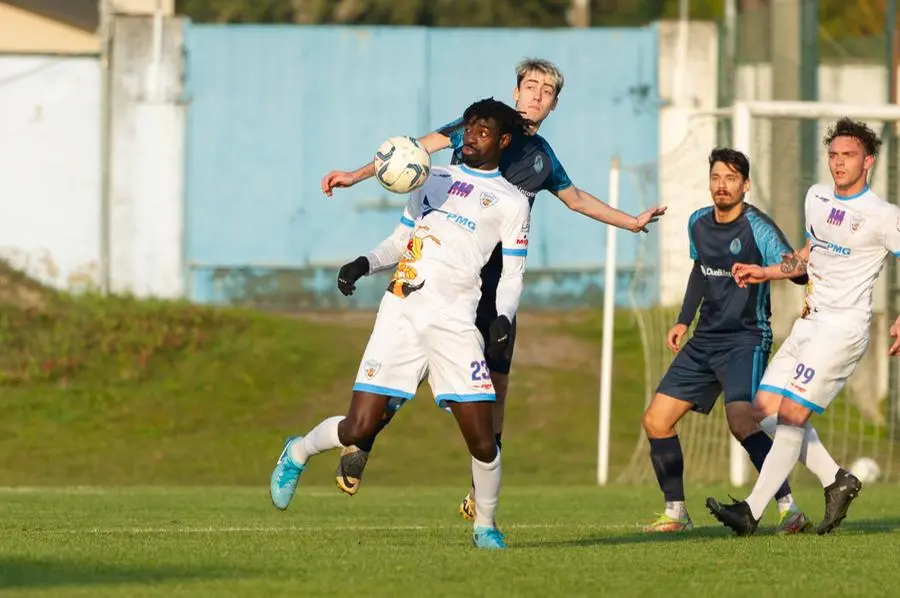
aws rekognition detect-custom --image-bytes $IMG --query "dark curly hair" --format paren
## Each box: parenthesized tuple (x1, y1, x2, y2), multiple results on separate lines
(823, 117, 882, 156)
(462, 98, 528, 137)
(708, 147, 750, 179)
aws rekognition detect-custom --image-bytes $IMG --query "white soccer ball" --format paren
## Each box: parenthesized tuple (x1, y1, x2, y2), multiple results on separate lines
(373, 136, 431, 194)
(849, 457, 882, 483)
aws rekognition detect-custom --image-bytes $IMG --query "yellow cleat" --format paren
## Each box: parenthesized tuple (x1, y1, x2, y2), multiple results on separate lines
(776, 507, 813, 535)
(643, 513, 694, 533)
(334, 445, 369, 496)
(458, 491, 476, 521)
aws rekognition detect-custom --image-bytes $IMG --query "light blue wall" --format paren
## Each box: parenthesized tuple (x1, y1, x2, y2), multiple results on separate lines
(183, 24, 660, 310)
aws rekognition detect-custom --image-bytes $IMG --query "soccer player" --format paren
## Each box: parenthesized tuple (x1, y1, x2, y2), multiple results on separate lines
(642, 148, 812, 534)
(707, 117, 900, 536)
(269, 99, 532, 550)
(322, 58, 666, 517)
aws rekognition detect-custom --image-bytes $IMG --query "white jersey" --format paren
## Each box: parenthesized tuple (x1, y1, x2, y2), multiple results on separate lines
(803, 183, 900, 325)
(365, 164, 531, 320)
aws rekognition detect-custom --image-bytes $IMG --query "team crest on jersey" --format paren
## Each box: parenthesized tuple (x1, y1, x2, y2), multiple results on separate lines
(364, 359, 381, 379)
(729, 238, 741, 255)
(533, 155, 544, 173)
(850, 214, 866, 233)
(480, 192, 498, 208)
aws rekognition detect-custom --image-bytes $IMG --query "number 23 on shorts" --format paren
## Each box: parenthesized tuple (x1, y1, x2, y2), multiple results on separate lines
(470, 360, 490, 381)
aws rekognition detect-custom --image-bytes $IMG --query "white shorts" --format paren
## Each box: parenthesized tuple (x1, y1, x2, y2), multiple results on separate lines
(352, 293, 496, 409)
(757, 316, 868, 414)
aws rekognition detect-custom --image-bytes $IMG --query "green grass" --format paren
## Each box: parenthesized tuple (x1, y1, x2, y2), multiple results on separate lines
(2, 485, 899, 596)
(0, 262, 649, 487)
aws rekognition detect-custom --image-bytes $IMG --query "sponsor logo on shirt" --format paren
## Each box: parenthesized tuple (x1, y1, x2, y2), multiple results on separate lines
(701, 265, 732, 278)
(826, 208, 845, 226)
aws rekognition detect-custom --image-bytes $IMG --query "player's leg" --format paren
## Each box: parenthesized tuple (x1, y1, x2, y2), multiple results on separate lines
(458, 313, 515, 521)
(273, 295, 424, 507)
(716, 344, 811, 534)
(641, 340, 718, 532)
(707, 321, 868, 535)
(270, 389, 395, 510)
(427, 318, 506, 549)
(334, 399, 402, 497)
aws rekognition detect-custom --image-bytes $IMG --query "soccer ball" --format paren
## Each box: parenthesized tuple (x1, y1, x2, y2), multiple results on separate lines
(849, 456, 882, 483)
(373, 136, 431, 194)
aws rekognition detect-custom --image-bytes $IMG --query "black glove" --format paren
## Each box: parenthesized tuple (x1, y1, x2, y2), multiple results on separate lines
(486, 316, 512, 363)
(337, 256, 370, 296)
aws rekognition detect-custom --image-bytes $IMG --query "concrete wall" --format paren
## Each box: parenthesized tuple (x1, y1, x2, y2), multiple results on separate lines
(0, 56, 101, 290)
(107, 15, 187, 299)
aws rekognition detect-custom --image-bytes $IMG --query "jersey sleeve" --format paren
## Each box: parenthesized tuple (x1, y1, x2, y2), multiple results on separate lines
(539, 138, 572, 192)
(882, 204, 900, 258)
(435, 117, 464, 151)
(495, 197, 530, 321)
(687, 210, 703, 260)
(747, 209, 793, 266)
(363, 193, 419, 273)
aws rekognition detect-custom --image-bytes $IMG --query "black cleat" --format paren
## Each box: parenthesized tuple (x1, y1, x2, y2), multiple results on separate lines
(817, 468, 862, 535)
(335, 446, 369, 496)
(706, 497, 760, 537)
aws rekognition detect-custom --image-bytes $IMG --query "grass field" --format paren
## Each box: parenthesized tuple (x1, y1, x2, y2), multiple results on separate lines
(2, 264, 900, 596)
(3, 484, 900, 596)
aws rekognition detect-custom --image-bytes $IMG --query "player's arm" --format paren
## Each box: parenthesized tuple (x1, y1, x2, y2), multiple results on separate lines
(321, 124, 455, 196)
(542, 144, 665, 233)
(733, 240, 810, 287)
(488, 199, 531, 359)
(879, 205, 900, 355)
(336, 201, 416, 296)
(676, 261, 705, 327)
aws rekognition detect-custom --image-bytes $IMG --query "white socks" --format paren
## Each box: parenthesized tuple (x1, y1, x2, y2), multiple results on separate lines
(289, 416, 345, 465)
(746, 425, 804, 519)
(759, 415, 839, 487)
(665, 501, 687, 520)
(471, 451, 502, 529)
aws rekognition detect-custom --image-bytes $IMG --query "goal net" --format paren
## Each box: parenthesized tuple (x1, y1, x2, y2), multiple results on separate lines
(613, 101, 900, 487)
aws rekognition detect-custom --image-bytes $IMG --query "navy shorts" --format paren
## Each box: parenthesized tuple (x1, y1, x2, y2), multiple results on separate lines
(475, 310, 516, 375)
(655, 338, 769, 414)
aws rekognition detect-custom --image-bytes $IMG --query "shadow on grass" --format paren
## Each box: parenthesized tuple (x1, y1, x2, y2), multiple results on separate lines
(512, 517, 900, 549)
(0, 557, 245, 590)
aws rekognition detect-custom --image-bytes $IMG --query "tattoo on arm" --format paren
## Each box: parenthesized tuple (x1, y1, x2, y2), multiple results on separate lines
(780, 252, 808, 275)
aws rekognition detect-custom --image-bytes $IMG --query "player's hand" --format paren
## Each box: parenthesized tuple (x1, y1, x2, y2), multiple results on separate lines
(732, 263, 766, 288)
(666, 323, 688, 353)
(337, 256, 370, 296)
(889, 315, 900, 356)
(486, 316, 512, 363)
(631, 206, 668, 233)
(321, 170, 360, 197)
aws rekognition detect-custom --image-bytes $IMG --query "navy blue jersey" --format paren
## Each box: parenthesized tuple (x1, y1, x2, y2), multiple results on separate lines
(436, 117, 572, 314)
(436, 118, 572, 206)
(688, 204, 793, 348)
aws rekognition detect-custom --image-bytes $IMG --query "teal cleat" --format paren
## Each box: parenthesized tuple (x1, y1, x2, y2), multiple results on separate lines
(472, 526, 507, 550)
(270, 436, 305, 511)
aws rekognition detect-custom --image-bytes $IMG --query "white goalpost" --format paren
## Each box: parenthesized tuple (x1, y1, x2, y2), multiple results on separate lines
(600, 100, 900, 487)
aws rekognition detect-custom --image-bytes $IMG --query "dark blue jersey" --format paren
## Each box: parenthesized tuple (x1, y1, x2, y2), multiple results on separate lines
(435, 117, 573, 318)
(436, 118, 572, 206)
(686, 203, 793, 348)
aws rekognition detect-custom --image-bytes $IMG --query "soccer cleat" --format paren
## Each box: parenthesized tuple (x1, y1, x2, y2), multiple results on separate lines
(472, 526, 507, 549)
(817, 468, 862, 535)
(270, 436, 305, 511)
(458, 491, 476, 521)
(706, 496, 759, 536)
(643, 513, 694, 533)
(775, 506, 813, 535)
(335, 445, 369, 496)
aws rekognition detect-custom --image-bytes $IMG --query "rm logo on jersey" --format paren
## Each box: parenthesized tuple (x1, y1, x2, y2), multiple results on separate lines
(480, 192, 498, 208)
(827, 208, 845, 227)
(448, 181, 474, 197)
(364, 359, 381, 379)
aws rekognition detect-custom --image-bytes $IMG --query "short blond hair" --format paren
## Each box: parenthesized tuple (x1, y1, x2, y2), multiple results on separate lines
(515, 58, 565, 96)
